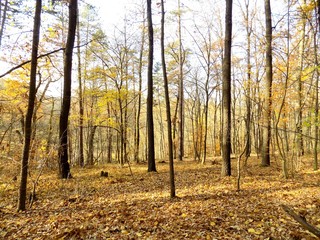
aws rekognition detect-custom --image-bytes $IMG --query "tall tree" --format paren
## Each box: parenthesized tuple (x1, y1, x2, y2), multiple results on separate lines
(76, 5, 84, 167)
(177, 0, 184, 161)
(17, 0, 42, 211)
(314, 0, 320, 170)
(261, 0, 273, 167)
(296, 0, 306, 157)
(160, 0, 175, 198)
(58, 0, 77, 178)
(242, 0, 253, 159)
(146, 0, 156, 172)
(221, 0, 233, 177)
(134, 5, 146, 163)
(0, 0, 8, 47)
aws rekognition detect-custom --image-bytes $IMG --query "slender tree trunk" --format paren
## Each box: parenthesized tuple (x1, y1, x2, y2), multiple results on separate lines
(161, 0, 175, 197)
(134, 10, 145, 163)
(221, 0, 233, 177)
(172, 96, 179, 159)
(17, 0, 42, 211)
(296, 1, 306, 157)
(177, 0, 184, 161)
(76, 8, 84, 167)
(59, 0, 77, 178)
(0, 0, 8, 48)
(261, 0, 273, 167)
(313, 0, 320, 169)
(107, 103, 112, 163)
(244, 0, 252, 159)
(314, 13, 319, 170)
(87, 125, 97, 166)
(147, 0, 156, 172)
(45, 98, 54, 158)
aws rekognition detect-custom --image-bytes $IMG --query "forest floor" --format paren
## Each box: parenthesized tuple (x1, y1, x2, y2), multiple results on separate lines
(1, 156, 320, 239)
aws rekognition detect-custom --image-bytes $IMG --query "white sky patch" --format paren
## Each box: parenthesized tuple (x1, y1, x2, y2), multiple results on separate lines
(86, 0, 130, 30)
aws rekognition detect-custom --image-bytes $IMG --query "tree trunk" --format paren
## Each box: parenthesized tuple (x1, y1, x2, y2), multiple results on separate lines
(221, 0, 233, 177)
(146, 0, 156, 172)
(261, 0, 273, 167)
(107, 104, 113, 163)
(177, 0, 184, 161)
(0, 0, 8, 47)
(58, 0, 77, 179)
(314, 20, 319, 171)
(313, 0, 320, 170)
(17, 0, 42, 211)
(45, 98, 55, 167)
(296, 0, 306, 157)
(161, 0, 175, 198)
(76, 6, 84, 167)
(134, 9, 145, 163)
(244, 0, 252, 159)
(87, 125, 97, 166)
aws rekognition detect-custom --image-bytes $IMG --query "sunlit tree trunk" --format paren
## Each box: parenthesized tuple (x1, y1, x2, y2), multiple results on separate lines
(221, 0, 233, 177)
(59, 0, 77, 178)
(147, 0, 156, 172)
(261, 0, 273, 167)
(17, 0, 42, 211)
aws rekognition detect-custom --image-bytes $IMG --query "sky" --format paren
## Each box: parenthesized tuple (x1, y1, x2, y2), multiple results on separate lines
(86, 0, 131, 29)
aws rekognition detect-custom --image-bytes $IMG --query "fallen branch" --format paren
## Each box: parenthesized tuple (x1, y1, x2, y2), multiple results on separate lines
(281, 204, 320, 238)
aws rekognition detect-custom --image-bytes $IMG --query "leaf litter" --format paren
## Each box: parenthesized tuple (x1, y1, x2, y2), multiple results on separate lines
(0, 157, 320, 239)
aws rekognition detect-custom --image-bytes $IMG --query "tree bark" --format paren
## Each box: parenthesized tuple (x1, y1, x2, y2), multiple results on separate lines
(146, 0, 156, 172)
(17, 0, 42, 211)
(87, 125, 97, 166)
(0, 0, 8, 48)
(261, 0, 273, 167)
(134, 7, 145, 163)
(161, 0, 175, 198)
(296, 1, 306, 157)
(244, 0, 252, 159)
(76, 7, 84, 167)
(177, 0, 184, 161)
(313, 0, 320, 170)
(59, 0, 77, 179)
(221, 0, 233, 177)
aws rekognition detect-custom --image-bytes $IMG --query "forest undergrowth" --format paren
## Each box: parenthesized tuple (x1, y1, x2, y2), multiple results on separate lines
(1, 156, 320, 239)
